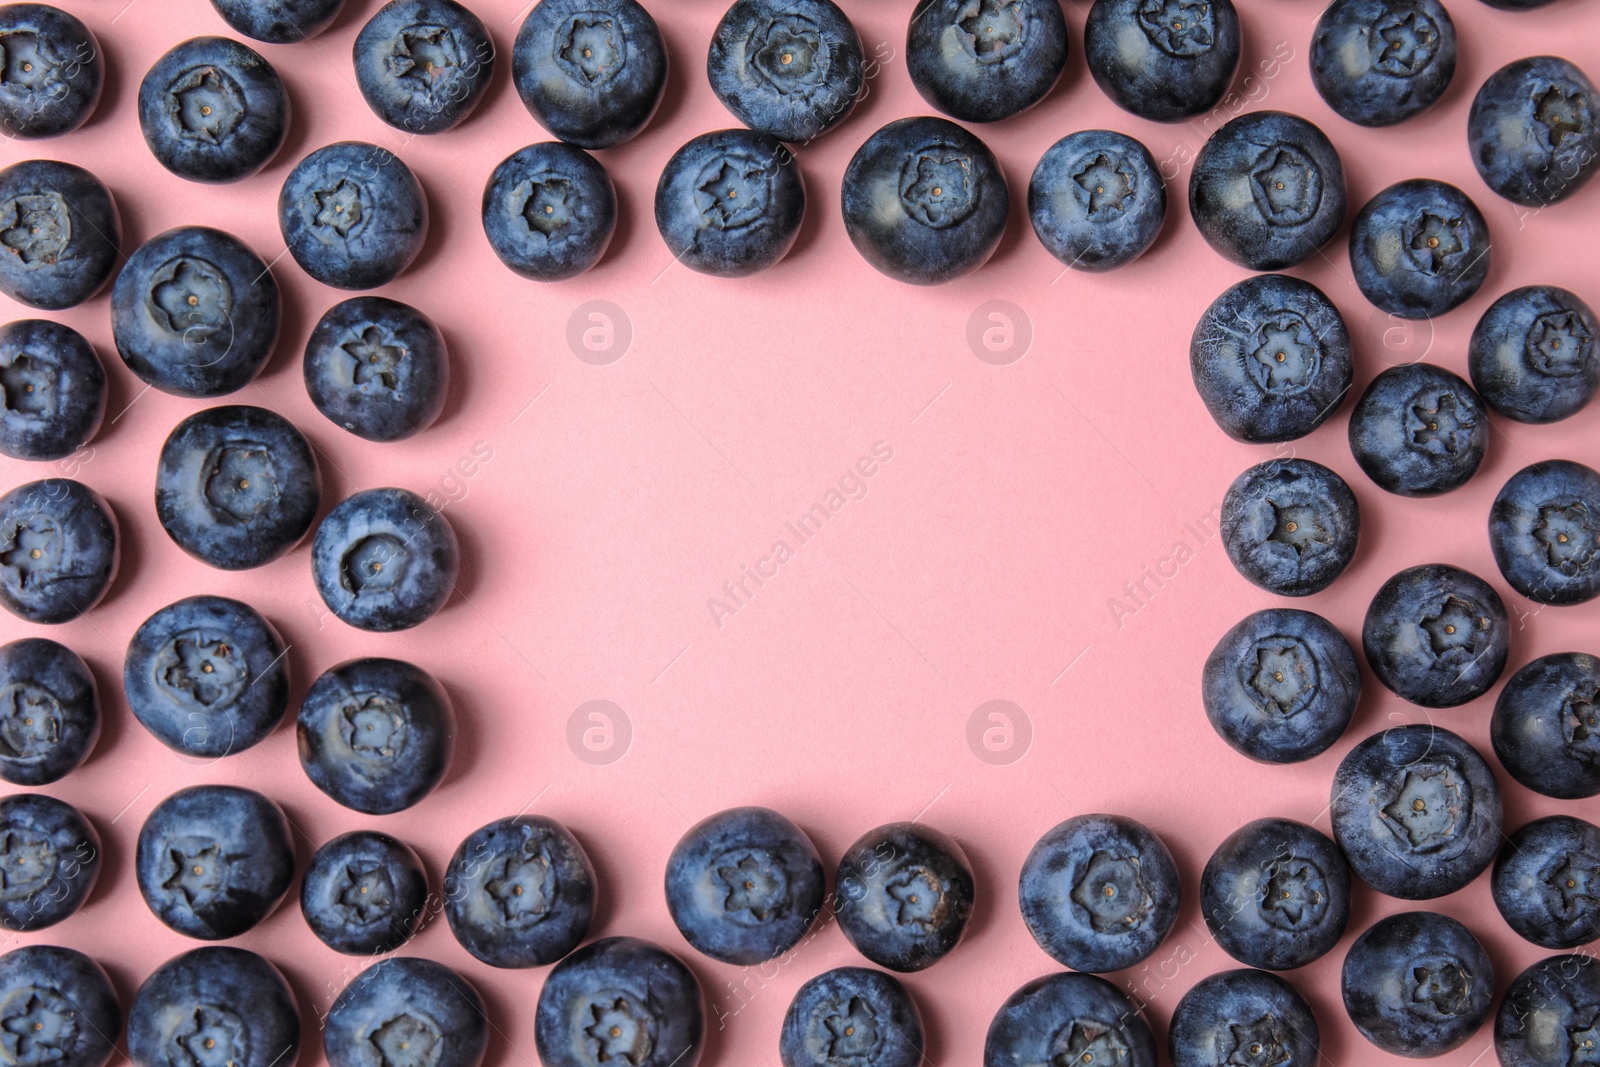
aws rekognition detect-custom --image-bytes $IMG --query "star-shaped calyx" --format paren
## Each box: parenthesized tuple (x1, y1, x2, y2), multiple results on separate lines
(1258, 857, 1327, 930)
(584, 996, 654, 1066)
(885, 866, 945, 928)
(0, 518, 58, 590)
(0, 683, 60, 762)
(716, 851, 787, 921)
(0, 828, 54, 898)
(898, 148, 977, 228)
(389, 24, 461, 95)
(0, 987, 76, 1066)
(1248, 639, 1318, 717)
(0, 194, 69, 266)
(0, 32, 62, 93)
(1072, 153, 1134, 216)
(1411, 960, 1473, 1017)
(1136, 0, 1214, 56)
(957, 0, 1026, 62)
(1526, 309, 1593, 376)
(522, 178, 574, 238)
(1250, 147, 1322, 226)
(1407, 212, 1464, 274)
(339, 695, 408, 760)
(695, 156, 773, 230)
(371, 1012, 441, 1067)
(823, 997, 879, 1062)
(1563, 687, 1600, 762)
(201, 442, 278, 524)
(750, 14, 825, 90)
(156, 633, 247, 710)
(314, 180, 368, 239)
(0, 354, 54, 418)
(1536, 85, 1588, 149)
(1225, 1015, 1292, 1067)
(1381, 765, 1466, 850)
(167, 65, 245, 144)
(1071, 850, 1152, 933)
(1567, 1009, 1600, 1066)
(1371, 11, 1438, 77)
(337, 860, 397, 924)
(342, 326, 406, 392)
(1248, 314, 1320, 392)
(1050, 1019, 1130, 1067)
(162, 837, 225, 907)
(1408, 392, 1473, 454)
(1545, 851, 1600, 919)
(1419, 595, 1488, 658)
(1265, 498, 1330, 557)
(1534, 502, 1600, 571)
(173, 1005, 248, 1067)
(557, 16, 623, 85)
(485, 845, 554, 926)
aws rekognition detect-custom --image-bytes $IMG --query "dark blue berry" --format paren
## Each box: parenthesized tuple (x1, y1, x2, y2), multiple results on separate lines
(301, 830, 428, 955)
(1494, 815, 1600, 950)
(0, 638, 98, 785)
(1490, 460, 1600, 605)
(355, 0, 495, 135)
(1220, 458, 1360, 597)
(0, 4, 102, 139)
(128, 947, 299, 1067)
(1349, 178, 1490, 319)
(906, 0, 1067, 124)
(1470, 285, 1599, 424)
(836, 821, 974, 973)
(535, 937, 704, 1067)
(1201, 818, 1351, 970)
(655, 129, 805, 277)
(1491, 652, 1600, 799)
(325, 957, 487, 1067)
(513, 0, 667, 149)
(0, 478, 117, 624)
(0, 792, 98, 931)
(1311, 0, 1456, 127)
(1362, 562, 1509, 706)
(0, 946, 118, 1067)
(708, 0, 863, 142)
(780, 967, 922, 1067)
(985, 972, 1156, 1067)
(304, 297, 448, 442)
(209, 0, 345, 43)
(279, 142, 429, 290)
(1469, 56, 1599, 207)
(1084, 0, 1240, 122)
(482, 142, 616, 281)
(1348, 362, 1488, 496)
(1341, 911, 1493, 1057)
(0, 160, 119, 311)
(1029, 129, 1165, 272)
(443, 814, 596, 968)
(1169, 969, 1319, 1067)
(1495, 954, 1600, 1067)
(138, 36, 289, 184)
(312, 487, 459, 632)
(0, 319, 104, 462)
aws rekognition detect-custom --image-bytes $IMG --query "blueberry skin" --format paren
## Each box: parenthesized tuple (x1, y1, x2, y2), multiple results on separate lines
(304, 297, 448, 442)
(312, 487, 460, 632)
(279, 142, 429, 291)
(112, 226, 282, 399)
(0, 946, 118, 1067)
(0, 4, 103, 139)
(155, 406, 321, 571)
(1331, 724, 1502, 899)
(1220, 458, 1360, 597)
(1201, 818, 1351, 971)
(326, 957, 487, 1067)
(1028, 130, 1165, 272)
(1470, 285, 1600, 424)
(355, 0, 495, 135)
(1310, 0, 1457, 127)
(128, 947, 299, 1067)
(1469, 57, 1600, 207)
(985, 972, 1156, 1067)
(841, 116, 1009, 286)
(1492, 652, 1600, 799)
(535, 937, 704, 1067)
(0, 160, 119, 311)
(708, 0, 864, 143)
(301, 830, 428, 955)
(0, 479, 117, 624)
(1348, 362, 1488, 496)
(483, 142, 616, 280)
(0, 319, 105, 462)
(0, 793, 98, 931)
(1342, 911, 1493, 1056)
(1493, 815, 1600, 950)
(135, 785, 294, 940)
(836, 821, 975, 972)
(1490, 460, 1600, 605)
(123, 595, 289, 759)
(1349, 178, 1490, 319)
(443, 814, 596, 968)
(0, 638, 99, 785)
(1362, 563, 1510, 706)
(905, 0, 1067, 124)
(513, 0, 668, 149)
(1496, 954, 1600, 1067)
(665, 805, 824, 965)
(1083, 0, 1240, 123)
(1189, 111, 1346, 271)
(297, 657, 455, 815)
(780, 967, 923, 1067)
(655, 129, 805, 277)
(209, 0, 345, 43)
(1169, 969, 1319, 1067)
(138, 37, 289, 184)
(1190, 274, 1353, 443)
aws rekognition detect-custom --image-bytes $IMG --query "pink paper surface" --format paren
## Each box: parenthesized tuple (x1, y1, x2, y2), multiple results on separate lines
(3, 0, 1599, 1063)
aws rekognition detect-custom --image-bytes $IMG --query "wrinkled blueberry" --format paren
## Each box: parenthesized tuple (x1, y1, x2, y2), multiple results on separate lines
(1342, 911, 1493, 1057)
(1029, 129, 1165, 272)
(0, 479, 117, 625)
(326, 957, 487, 1067)
(836, 821, 974, 973)
(138, 36, 289, 184)
(535, 937, 704, 1067)
(302, 830, 428, 956)
(1169, 969, 1319, 1067)
(1495, 954, 1600, 1067)
(444, 814, 596, 968)
(0, 4, 102, 139)
(1201, 818, 1351, 970)
(355, 0, 495, 135)
(128, 947, 299, 1067)
(1348, 362, 1488, 496)
(985, 972, 1156, 1067)
(513, 0, 667, 149)
(1362, 562, 1509, 706)
(1220, 458, 1361, 597)
(1490, 460, 1600, 605)
(1469, 56, 1599, 207)
(906, 0, 1067, 123)
(483, 142, 616, 280)
(0, 638, 98, 785)
(0, 319, 104, 462)
(708, 0, 863, 143)
(312, 487, 459, 632)
(1349, 178, 1490, 319)
(0, 793, 98, 931)
(655, 128, 805, 277)
(1492, 652, 1600, 799)
(0, 945, 118, 1067)
(279, 142, 429, 290)
(0, 160, 119, 311)
(1311, 0, 1456, 127)
(209, 0, 345, 43)
(1084, 0, 1240, 123)
(304, 297, 448, 442)
(1470, 285, 1599, 424)
(780, 967, 923, 1067)
(1494, 815, 1600, 950)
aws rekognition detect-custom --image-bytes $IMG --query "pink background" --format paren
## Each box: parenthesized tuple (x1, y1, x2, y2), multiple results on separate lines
(4, 0, 1600, 1062)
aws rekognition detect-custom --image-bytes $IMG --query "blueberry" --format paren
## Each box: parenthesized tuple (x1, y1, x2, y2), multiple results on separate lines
(535, 937, 704, 1067)
(1362, 563, 1509, 706)
(0, 160, 119, 311)
(1169, 969, 1319, 1067)
(279, 142, 429, 290)
(301, 830, 428, 955)
(985, 972, 1156, 1067)
(1017, 813, 1178, 974)
(135, 785, 293, 940)
(209, 0, 345, 43)
(1493, 815, 1600, 950)
(836, 821, 974, 972)
(1028, 130, 1165, 272)
(0, 319, 105, 462)
(154, 405, 320, 571)
(0, 793, 98, 931)
(1341, 911, 1493, 1056)
(1495, 954, 1600, 1067)
(708, 0, 863, 142)
(1189, 274, 1353, 443)
(0, 478, 117, 625)
(655, 129, 805, 277)
(128, 947, 299, 1067)
(780, 967, 923, 1067)
(1492, 652, 1600, 799)
(325, 957, 487, 1067)
(482, 142, 616, 280)
(664, 805, 824, 965)
(304, 297, 448, 442)
(1201, 818, 1351, 971)
(312, 487, 459, 632)
(1349, 178, 1490, 319)
(841, 116, 1008, 285)
(0, 4, 103, 139)
(1220, 458, 1360, 597)
(123, 595, 289, 759)
(0, 638, 99, 785)
(1083, 0, 1240, 122)
(0, 946, 118, 1067)
(513, 0, 667, 149)
(443, 814, 596, 968)
(1490, 460, 1600, 605)
(1189, 111, 1345, 271)
(905, 0, 1067, 124)
(1310, 0, 1457, 127)
(355, 0, 495, 135)
(297, 657, 455, 815)
(1470, 285, 1599, 424)
(1348, 362, 1488, 496)
(112, 227, 281, 399)
(1469, 57, 1599, 207)
(138, 37, 289, 184)
(1331, 724, 1502, 899)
